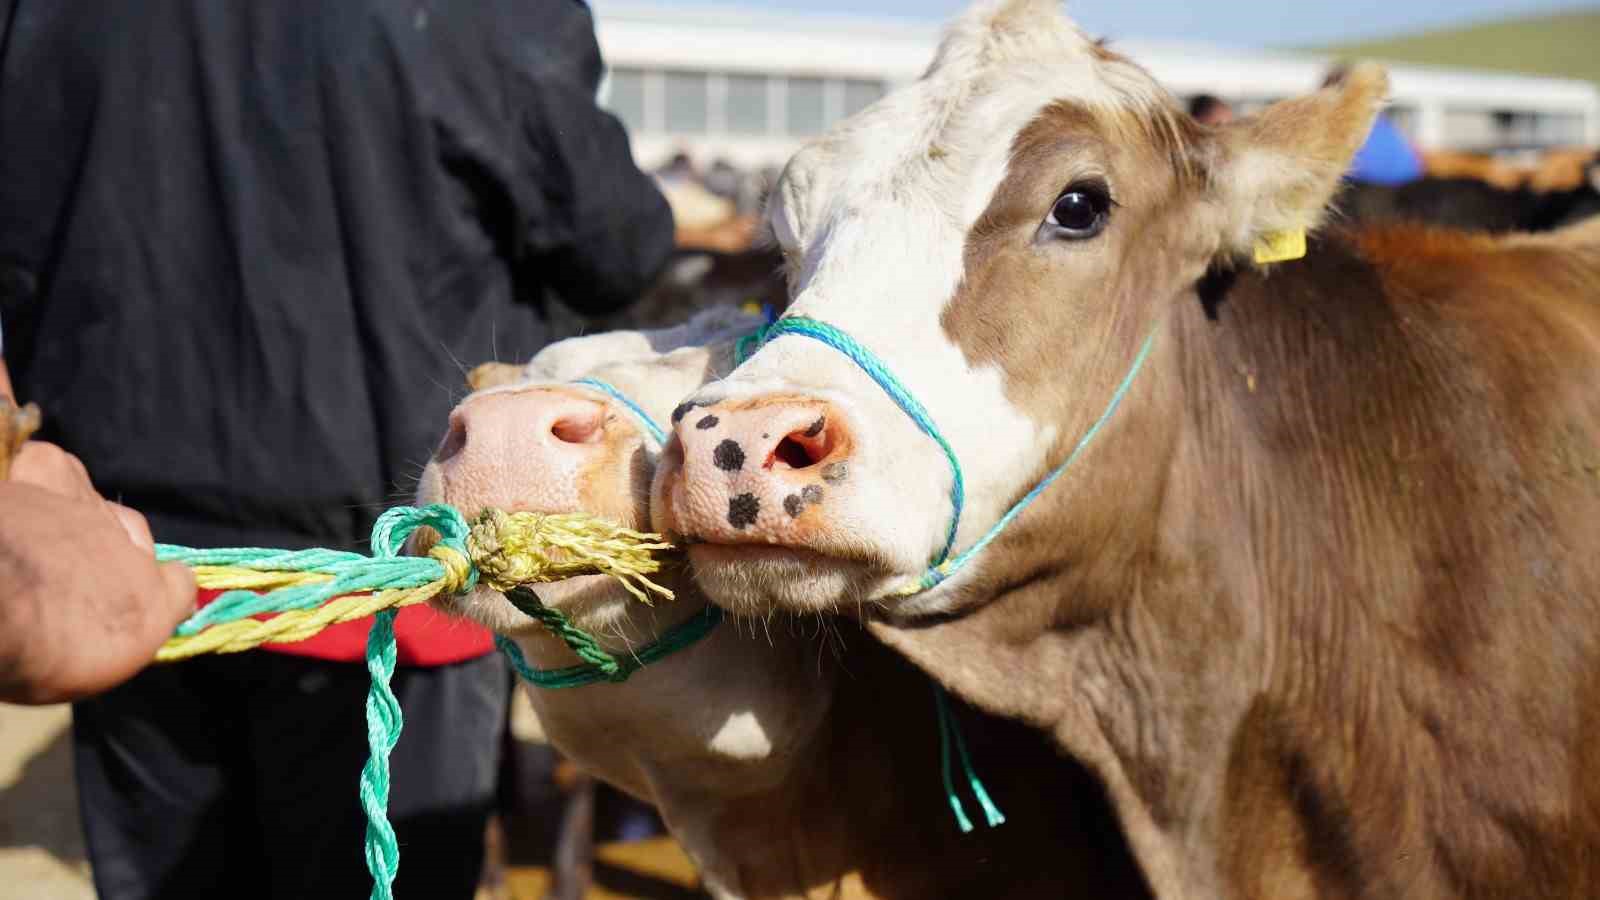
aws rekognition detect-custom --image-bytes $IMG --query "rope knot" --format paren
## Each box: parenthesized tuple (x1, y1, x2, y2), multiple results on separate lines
(466, 508, 675, 603)
(428, 543, 475, 596)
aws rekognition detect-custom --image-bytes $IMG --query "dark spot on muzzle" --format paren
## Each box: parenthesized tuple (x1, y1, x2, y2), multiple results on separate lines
(696, 414, 720, 430)
(821, 461, 849, 484)
(671, 400, 708, 424)
(803, 416, 826, 438)
(713, 439, 746, 472)
(728, 493, 760, 529)
(784, 485, 825, 518)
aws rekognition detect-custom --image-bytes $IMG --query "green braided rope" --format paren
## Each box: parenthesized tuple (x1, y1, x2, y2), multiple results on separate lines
(361, 609, 402, 900)
(504, 587, 627, 672)
(495, 587, 726, 688)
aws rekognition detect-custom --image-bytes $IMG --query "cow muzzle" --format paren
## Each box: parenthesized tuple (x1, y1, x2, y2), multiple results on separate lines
(656, 394, 854, 546)
(427, 388, 615, 518)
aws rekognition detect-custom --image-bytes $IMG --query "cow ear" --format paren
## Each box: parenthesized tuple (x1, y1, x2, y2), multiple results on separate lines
(1207, 63, 1390, 263)
(466, 362, 527, 392)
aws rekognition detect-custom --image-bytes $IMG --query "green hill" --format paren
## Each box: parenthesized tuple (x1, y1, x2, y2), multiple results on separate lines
(1317, 8, 1600, 86)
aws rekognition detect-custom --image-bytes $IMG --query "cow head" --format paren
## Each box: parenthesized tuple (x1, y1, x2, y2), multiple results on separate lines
(652, 0, 1386, 617)
(417, 306, 761, 633)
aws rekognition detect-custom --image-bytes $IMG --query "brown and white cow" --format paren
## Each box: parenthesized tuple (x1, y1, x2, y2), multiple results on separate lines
(653, 1, 1600, 896)
(418, 307, 1147, 899)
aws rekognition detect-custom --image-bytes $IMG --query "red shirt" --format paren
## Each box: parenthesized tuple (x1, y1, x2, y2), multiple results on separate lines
(195, 589, 495, 666)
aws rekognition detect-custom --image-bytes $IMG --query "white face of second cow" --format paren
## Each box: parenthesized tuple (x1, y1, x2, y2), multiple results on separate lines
(652, 0, 1386, 616)
(417, 306, 761, 633)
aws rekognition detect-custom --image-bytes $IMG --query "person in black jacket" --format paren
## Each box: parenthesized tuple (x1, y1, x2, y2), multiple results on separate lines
(0, 1, 673, 897)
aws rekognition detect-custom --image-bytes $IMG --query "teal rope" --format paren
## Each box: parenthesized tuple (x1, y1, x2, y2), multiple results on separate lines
(916, 326, 1162, 591)
(933, 684, 1005, 833)
(160, 505, 477, 633)
(495, 599, 726, 689)
(737, 315, 1160, 592)
(361, 609, 402, 900)
(574, 377, 669, 445)
(734, 317, 1160, 832)
(740, 317, 964, 564)
(155, 500, 709, 898)
(933, 682, 975, 833)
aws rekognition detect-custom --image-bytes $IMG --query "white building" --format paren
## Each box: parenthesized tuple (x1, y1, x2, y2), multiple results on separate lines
(593, 3, 1600, 170)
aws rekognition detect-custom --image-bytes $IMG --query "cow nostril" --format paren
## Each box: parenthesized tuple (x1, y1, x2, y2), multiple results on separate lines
(550, 412, 604, 445)
(772, 437, 814, 469)
(769, 421, 831, 471)
(435, 415, 468, 463)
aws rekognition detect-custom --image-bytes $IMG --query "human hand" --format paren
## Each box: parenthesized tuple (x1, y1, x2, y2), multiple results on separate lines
(0, 482, 196, 704)
(8, 441, 156, 548)
(11, 440, 97, 500)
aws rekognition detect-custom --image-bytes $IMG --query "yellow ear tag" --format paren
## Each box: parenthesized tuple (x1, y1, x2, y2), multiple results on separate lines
(1253, 229, 1306, 265)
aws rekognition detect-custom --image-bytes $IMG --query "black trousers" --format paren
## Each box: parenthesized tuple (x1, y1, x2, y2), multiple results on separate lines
(72, 650, 508, 900)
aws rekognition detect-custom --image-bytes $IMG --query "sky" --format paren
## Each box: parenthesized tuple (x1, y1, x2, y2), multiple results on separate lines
(614, 0, 1595, 48)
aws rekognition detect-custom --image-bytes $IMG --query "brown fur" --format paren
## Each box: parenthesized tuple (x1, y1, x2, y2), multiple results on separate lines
(888, 218, 1600, 897)
(874, 79, 1600, 899)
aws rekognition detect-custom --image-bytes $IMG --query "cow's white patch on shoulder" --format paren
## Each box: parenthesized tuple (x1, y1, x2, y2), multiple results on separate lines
(707, 710, 775, 761)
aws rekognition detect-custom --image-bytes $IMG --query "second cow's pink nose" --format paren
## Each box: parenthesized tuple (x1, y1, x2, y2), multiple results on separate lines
(665, 397, 852, 541)
(433, 389, 608, 515)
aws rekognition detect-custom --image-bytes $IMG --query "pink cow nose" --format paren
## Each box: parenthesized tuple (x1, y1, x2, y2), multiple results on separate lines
(436, 390, 605, 463)
(664, 397, 852, 541)
(432, 389, 608, 515)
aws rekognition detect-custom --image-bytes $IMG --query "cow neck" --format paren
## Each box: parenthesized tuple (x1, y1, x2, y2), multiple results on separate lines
(738, 314, 1161, 598)
(496, 378, 719, 689)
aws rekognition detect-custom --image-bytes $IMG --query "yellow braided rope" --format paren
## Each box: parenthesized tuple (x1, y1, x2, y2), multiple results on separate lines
(155, 585, 437, 661)
(157, 545, 476, 662)
(159, 513, 675, 659)
(467, 509, 674, 603)
(191, 567, 336, 591)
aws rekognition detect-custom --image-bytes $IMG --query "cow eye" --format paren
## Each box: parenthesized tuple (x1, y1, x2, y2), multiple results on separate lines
(1045, 182, 1113, 238)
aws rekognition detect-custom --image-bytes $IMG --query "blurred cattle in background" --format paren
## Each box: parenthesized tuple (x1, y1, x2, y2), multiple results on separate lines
(1340, 149, 1600, 232)
(1423, 147, 1598, 191)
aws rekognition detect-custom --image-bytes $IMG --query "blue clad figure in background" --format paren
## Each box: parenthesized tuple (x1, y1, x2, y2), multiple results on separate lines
(1327, 64, 1425, 186)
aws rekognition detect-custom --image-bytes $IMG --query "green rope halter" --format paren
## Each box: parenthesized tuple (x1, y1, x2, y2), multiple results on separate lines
(494, 587, 725, 689)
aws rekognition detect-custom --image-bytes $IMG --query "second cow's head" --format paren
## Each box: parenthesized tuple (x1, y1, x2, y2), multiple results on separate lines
(653, 0, 1387, 617)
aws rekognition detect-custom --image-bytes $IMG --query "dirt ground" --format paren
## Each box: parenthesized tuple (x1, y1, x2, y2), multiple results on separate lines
(0, 696, 700, 900)
(0, 703, 93, 900)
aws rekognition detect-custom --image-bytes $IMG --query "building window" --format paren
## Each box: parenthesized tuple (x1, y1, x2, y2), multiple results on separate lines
(786, 76, 826, 136)
(605, 67, 647, 133)
(842, 79, 886, 117)
(664, 70, 709, 134)
(725, 74, 770, 134)
(1442, 108, 1497, 148)
(1530, 112, 1584, 145)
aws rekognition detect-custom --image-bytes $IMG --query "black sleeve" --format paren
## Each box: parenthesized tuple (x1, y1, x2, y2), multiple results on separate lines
(504, 0, 674, 317)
